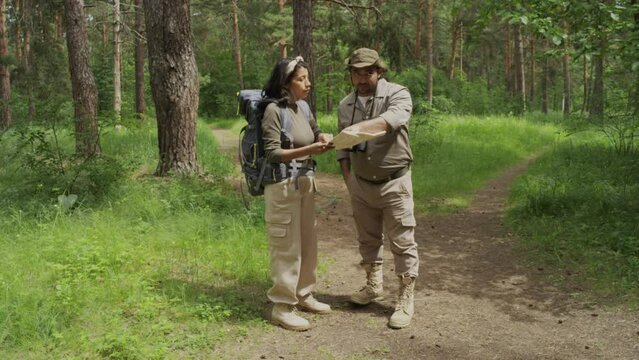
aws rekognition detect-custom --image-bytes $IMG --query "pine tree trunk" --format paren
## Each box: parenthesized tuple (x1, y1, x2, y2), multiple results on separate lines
(113, 0, 122, 124)
(231, 0, 244, 89)
(562, 20, 571, 117)
(293, 0, 315, 113)
(23, 0, 34, 120)
(14, 0, 21, 64)
(426, 0, 433, 105)
(134, 0, 145, 118)
(145, 0, 199, 176)
(448, 17, 459, 80)
(415, 0, 422, 61)
(513, 24, 526, 110)
(582, 55, 588, 114)
(504, 24, 512, 92)
(541, 41, 549, 114)
(529, 38, 535, 104)
(64, 0, 101, 156)
(0, 0, 11, 129)
(590, 35, 606, 120)
(278, 0, 287, 58)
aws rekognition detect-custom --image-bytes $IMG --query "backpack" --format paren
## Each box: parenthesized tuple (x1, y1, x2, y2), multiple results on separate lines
(238, 89, 312, 196)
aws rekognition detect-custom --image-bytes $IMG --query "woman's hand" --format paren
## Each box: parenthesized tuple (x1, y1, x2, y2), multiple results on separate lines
(318, 133, 333, 144)
(306, 141, 331, 155)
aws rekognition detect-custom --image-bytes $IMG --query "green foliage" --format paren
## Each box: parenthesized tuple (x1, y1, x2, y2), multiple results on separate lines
(507, 137, 639, 303)
(0, 118, 269, 358)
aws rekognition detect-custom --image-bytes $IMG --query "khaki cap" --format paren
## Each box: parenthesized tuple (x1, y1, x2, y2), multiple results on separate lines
(345, 48, 387, 70)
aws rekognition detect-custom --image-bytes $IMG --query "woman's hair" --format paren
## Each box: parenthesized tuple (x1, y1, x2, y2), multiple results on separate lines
(262, 56, 309, 106)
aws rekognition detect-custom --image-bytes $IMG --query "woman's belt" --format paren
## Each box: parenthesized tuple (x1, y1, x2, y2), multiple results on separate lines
(356, 166, 409, 185)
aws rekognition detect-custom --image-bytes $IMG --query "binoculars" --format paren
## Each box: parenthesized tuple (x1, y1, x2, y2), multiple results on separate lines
(349, 141, 367, 152)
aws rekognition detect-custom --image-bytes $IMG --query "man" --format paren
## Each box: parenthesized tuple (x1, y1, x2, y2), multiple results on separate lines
(336, 48, 419, 329)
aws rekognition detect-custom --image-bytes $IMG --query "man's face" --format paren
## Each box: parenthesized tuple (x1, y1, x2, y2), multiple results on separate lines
(350, 66, 380, 96)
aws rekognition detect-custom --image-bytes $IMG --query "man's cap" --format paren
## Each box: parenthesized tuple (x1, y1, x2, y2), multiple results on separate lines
(344, 48, 387, 70)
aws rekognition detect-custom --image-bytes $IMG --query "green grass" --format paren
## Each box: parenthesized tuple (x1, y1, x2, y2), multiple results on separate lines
(0, 121, 270, 358)
(506, 132, 639, 306)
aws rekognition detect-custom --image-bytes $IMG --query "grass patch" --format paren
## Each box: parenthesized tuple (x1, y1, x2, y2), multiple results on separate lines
(506, 133, 639, 307)
(0, 120, 270, 358)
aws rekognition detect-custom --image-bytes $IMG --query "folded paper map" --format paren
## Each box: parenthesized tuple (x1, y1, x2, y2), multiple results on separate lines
(329, 130, 386, 150)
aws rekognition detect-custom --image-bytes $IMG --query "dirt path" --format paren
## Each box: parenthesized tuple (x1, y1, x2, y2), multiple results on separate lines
(212, 129, 639, 360)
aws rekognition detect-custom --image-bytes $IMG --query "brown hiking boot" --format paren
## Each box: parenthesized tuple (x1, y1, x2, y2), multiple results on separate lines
(350, 263, 384, 305)
(388, 275, 415, 329)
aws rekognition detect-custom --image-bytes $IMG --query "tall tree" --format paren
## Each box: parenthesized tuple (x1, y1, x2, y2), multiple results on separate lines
(278, 0, 288, 58)
(415, 0, 423, 61)
(113, 0, 122, 123)
(448, 16, 460, 80)
(513, 24, 526, 110)
(64, 0, 101, 156)
(145, 0, 199, 176)
(561, 20, 571, 116)
(426, 0, 433, 105)
(0, 0, 11, 129)
(134, 0, 145, 118)
(23, 0, 35, 120)
(231, 0, 244, 89)
(293, 0, 315, 113)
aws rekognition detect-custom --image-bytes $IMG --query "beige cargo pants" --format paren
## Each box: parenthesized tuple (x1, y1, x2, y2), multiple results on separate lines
(264, 176, 317, 305)
(348, 171, 419, 277)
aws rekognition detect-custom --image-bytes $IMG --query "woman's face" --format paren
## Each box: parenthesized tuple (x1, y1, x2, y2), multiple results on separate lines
(286, 67, 311, 103)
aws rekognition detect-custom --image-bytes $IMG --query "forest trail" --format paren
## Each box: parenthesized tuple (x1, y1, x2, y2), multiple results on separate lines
(211, 128, 639, 360)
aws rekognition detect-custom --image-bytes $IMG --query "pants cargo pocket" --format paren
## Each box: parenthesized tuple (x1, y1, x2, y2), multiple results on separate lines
(266, 212, 292, 250)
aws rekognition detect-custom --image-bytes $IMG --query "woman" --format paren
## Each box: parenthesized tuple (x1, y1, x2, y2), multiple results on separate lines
(261, 56, 333, 331)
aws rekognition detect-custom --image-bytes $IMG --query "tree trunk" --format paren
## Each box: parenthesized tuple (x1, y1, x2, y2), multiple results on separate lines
(504, 24, 512, 92)
(278, 0, 287, 58)
(513, 24, 526, 110)
(590, 36, 606, 120)
(633, 0, 639, 115)
(134, 0, 145, 118)
(145, 0, 199, 176)
(231, 0, 244, 89)
(415, 0, 422, 61)
(14, 0, 21, 64)
(0, 0, 11, 129)
(562, 20, 571, 117)
(113, 0, 122, 124)
(55, 14, 63, 41)
(448, 17, 459, 80)
(541, 41, 549, 114)
(582, 55, 588, 114)
(23, 0, 35, 120)
(326, 63, 333, 113)
(426, 0, 433, 105)
(293, 0, 315, 113)
(529, 38, 535, 104)
(64, 0, 101, 156)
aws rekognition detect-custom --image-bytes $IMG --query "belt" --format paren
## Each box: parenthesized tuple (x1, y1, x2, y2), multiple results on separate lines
(356, 166, 409, 185)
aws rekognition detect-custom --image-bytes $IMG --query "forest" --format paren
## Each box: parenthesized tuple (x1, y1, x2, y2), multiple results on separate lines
(0, 0, 638, 358)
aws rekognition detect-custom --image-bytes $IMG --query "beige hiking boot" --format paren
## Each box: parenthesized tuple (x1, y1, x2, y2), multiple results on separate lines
(350, 263, 384, 305)
(388, 275, 415, 329)
(298, 294, 332, 314)
(271, 303, 310, 331)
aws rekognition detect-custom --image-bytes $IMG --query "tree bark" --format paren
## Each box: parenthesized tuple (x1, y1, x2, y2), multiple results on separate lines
(582, 55, 588, 114)
(64, 0, 101, 156)
(590, 35, 606, 120)
(14, 0, 21, 64)
(513, 24, 526, 110)
(231, 0, 244, 89)
(134, 0, 145, 118)
(145, 0, 199, 176)
(113, 0, 122, 123)
(23, 0, 34, 120)
(541, 40, 549, 114)
(504, 24, 512, 92)
(562, 20, 571, 117)
(293, 0, 315, 113)
(0, 0, 11, 129)
(415, 0, 422, 61)
(448, 17, 460, 80)
(529, 38, 535, 104)
(426, 0, 433, 105)
(278, 0, 288, 58)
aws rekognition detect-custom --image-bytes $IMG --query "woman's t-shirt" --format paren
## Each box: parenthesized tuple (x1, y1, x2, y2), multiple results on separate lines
(262, 102, 320, 163)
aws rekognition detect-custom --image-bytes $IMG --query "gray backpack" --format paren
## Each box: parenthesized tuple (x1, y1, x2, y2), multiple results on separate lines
(238, 89, 311, 196)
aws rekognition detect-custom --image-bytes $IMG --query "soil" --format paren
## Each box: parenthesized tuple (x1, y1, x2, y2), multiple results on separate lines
(211, 129, 639, 360)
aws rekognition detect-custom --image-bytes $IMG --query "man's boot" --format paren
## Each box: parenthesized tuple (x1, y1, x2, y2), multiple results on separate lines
(271, 303, 310, 331)
(388, 275, 415, 329)
(350, 263, 384, 305)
